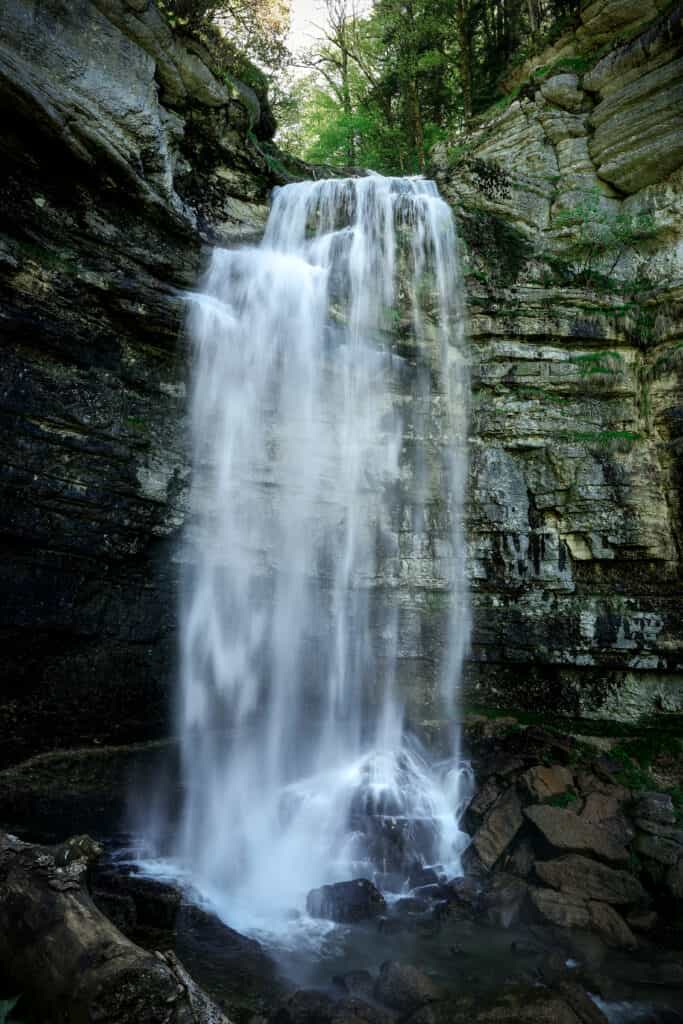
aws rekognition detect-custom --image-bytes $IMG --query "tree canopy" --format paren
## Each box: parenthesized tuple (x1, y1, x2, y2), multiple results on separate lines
(157, 0, 582, 175)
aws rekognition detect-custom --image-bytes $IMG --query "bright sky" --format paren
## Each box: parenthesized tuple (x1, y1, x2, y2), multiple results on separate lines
(288, 0, 325, 51)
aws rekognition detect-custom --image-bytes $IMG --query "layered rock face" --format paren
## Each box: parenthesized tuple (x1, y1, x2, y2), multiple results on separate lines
(433, 0, 683, 726)
(1, 0, 682, 766)
(0, 0, 278, 764)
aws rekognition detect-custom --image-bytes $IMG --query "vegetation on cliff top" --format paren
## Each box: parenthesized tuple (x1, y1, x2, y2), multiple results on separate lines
(162, 0, 582, 174)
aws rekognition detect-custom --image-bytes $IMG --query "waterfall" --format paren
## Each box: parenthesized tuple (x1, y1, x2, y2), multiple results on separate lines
(173, 175, 471, 931)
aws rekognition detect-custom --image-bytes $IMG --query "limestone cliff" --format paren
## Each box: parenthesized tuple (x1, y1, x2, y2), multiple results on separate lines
(432, 0, 683, 728)
(1, 0, 682, 768)
(0, 0, 281, 765)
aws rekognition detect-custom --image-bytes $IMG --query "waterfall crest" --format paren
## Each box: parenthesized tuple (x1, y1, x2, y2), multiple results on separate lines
(174, 175, 471, 930)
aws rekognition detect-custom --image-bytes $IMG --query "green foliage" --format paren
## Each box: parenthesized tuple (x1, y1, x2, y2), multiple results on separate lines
(155, 0, 290, 77)
(570, 350, 623, 376)
(545, 790, 578, 807)
(286, 0, 584, 173)
(531, 54, 594, 81)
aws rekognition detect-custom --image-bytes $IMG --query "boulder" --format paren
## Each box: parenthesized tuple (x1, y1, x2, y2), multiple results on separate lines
(633, 831, 683, 866)
(306, 879, 385, 923)
(409, 864, 440, 889)
(666, 858, 683, 898)
(274, 990, 337, 1024)
(521, 765, 573, 801)
(483, 873, 528, 928)
(472, 786, 524, 868)
(92, 869, 182, 934)
(404, 986, 587, 1024)
(524, 805, 629, 864)
(332, 971, 375, 1002)
(529, 887, 591, 929)
(580, 793, 634, 846)
(587, 901, 637, 948)
(534, 854, 647, 905)
(632, 791, 677, 826)
(540, 75, 585, 114)
(506, 837, 536, 878)
(374, 961, 440, 1013)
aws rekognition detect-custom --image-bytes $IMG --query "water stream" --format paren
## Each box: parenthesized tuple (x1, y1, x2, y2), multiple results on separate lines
(147, 174, 472, 935)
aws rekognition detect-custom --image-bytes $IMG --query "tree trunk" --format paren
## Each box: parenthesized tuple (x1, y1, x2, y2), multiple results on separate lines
(0, 831, 233, 1024)
(455, 0, 473, 125)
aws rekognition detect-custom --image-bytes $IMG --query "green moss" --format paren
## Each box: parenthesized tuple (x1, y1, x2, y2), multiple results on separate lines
(545, 790, 578, 808)
(570, 350, 624, 376)
(459, 210, 533, 287)
(531, 55, 594, 81)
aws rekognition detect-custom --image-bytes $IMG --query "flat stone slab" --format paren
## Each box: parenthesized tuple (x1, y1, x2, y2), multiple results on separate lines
(535, 854, 647, 905)
(524, 805, 629, 864)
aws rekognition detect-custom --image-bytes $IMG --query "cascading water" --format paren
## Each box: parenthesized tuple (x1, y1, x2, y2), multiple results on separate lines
(164, 175, 471, 932)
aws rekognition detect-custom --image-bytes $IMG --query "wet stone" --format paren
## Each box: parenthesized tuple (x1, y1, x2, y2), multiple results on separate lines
(374, 961, 440, 1013)
(332, 971, 375, 1002)
(307, 879, 386, 923)
(524, 805, 629, 864)
(632, 792, 676, 826)
(472, 787, 523, 869)
(534, 854, 648, 905)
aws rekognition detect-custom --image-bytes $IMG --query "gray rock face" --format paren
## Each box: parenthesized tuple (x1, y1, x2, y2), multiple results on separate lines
(306, 879, 386, 923)
(0, 0, 280, 761)
(430, 0, 683, 728)
(472, 787, 524, 868)
(525, 805, 630, 863)
(534, 854, 647, 904)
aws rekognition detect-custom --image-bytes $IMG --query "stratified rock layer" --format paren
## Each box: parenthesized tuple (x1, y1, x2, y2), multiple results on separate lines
(432, 0, 683, 727)
(0, 0, 279, 763)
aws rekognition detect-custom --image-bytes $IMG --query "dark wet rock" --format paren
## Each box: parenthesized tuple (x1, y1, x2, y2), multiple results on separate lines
(666, 857, 683, 898)
(394, 896, 429, 914)
(555, 980, 609, 1024)
(633, 831, 683, 866)
(360, 815, 439, 875)
(575, 773, 630, 802)
(522, 765, 573, 802)
(505, 837, 536, 878)
(333, 997, 395, 1024)
(92, 869, 181, 935)
(273, 990, 338, 1024)
(580, 793, 634, 847)
(178, 902, 271, 968)
(530, 887, 591, 929)
(307, 879, 386, 923)
(632, 792, 677, 826)
(524, 806, 629, 864)
(626, 909, 658, 931)
(587, 901, 637, 948)
(483, 872, 528, 928)
(467, 779, 502, 822)
(443, 874, 482, 910)
(377, 916, 406, 935)
(608, 953, 683, 988)
(332, 972, 375, 1002)
(534, 854, 648, 905)
(374, 961, 440, 1013)
(408, 864, 440, 889)
(634, 818, 683, 841)
(404, 986, 586, 1024)
(91, 888, 137, 932)
(411, 883, 446, 901)
(472, 786, 524, 868)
